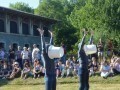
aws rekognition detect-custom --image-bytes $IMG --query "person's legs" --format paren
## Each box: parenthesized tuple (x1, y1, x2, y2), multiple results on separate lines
(52, 75, 56, 90)
(45, 75, 52, 90)
(84, 71, 89, 90)
(79, 73, 85, 90)
(112, 69, 120, 75)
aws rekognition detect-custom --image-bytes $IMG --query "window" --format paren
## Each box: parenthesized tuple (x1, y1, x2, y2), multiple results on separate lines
(0, 19, 5, 32)
(10, 21, 18, 34)
(12, 43, 18, 51)
(25, 44, 29, 48)
(43, 26, 49, 37)
(0, 42, 5, 49)
(22, 23, 29, 35)
(33, 25, 39, 36)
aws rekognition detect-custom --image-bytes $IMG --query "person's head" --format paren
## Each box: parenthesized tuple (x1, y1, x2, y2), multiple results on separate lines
(23, 47, 27, 51)
(13, 62, 19, 67)
(116, 58, 120, 64)
(33, 44, 37, 48)
(92, 57, 96, 62)
(24, 62, 30, 68)
(28, 47, 31, 51)
(102, 60, 109, 66)
(34, 59, 38, 64)
(58, 60, 62, 65)
(9, 45, 12, 49)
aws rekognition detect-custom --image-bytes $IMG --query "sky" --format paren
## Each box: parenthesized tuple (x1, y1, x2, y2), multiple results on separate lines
(0, 0, 39, 8)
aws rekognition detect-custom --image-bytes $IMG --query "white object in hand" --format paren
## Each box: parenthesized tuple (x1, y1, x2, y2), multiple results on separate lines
(48, 45, 64, 59)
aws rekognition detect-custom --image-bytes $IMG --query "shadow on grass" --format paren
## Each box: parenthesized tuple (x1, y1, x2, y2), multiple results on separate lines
(0, 78, 9, 87)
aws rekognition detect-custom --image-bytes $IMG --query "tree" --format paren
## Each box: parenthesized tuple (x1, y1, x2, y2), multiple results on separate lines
(9, 2, 34, 14)
(35, 0, 78, 52)
(69, 0, 120, 51)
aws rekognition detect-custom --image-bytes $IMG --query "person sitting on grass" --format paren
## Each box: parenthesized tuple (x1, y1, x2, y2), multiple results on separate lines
(100, 60, 111, 79)
(89, 57, 99, 76)
(8, 62, 21, 80)
(111, 56, 120, 75)
(33, 59, 42, 79)
(21, 62, 31, 79)
(66, 58, 74, 77)
(55, 60, 63, 78)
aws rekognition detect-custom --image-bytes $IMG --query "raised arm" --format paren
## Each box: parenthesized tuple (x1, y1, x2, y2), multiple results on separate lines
(37, 28, 45, 52)
(89, 30, 94, 44)
(78, 30, 87, 51)
(78, 30, 87, 58)
(37, 28, 46, 68)
(48, 30, 53, 45)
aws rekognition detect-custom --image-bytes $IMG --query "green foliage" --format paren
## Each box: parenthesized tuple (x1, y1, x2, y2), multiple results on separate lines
(9, 2, 34, 14)
(9, 0, 120, 53)
(69, 0, 120, 52)
(35, 0, 78, 52)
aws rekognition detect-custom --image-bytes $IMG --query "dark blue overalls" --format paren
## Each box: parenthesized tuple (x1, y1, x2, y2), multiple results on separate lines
(40, 34, 56, 90)
(78, 34, 93, 90)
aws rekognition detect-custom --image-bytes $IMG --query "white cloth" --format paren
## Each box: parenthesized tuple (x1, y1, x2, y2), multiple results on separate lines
(21, 51, 29, 59)
(32, 48, 40, 60)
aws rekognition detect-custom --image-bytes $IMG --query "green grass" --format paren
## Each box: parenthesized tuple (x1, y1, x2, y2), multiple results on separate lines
(0, 75, 120, 90)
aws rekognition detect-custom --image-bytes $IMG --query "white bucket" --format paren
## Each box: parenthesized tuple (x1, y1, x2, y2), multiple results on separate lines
(84, 45, 97, 55)
(48, 45, 64, 59)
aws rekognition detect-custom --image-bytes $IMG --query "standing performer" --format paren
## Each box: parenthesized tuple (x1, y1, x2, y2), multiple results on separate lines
(37, 28, 56, 90)
(78, 29, 94, 90)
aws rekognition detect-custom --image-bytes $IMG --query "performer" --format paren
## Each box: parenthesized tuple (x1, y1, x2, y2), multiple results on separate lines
(78, 29, 93, 90)
(37, 28, 56, 90)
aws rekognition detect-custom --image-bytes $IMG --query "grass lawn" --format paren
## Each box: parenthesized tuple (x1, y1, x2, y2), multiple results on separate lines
(0, 75, 120, 90)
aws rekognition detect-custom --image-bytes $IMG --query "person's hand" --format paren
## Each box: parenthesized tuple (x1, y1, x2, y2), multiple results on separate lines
(37, 28, 44, 36)
(82, 29, 87, 36)
(90, 29, 94, 36)
(48, 30, 53, 36)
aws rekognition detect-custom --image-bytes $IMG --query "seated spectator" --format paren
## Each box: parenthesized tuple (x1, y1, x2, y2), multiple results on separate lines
(8, 62, 21, 80)
(89, 57, 99, 76)
(66, 58, 73, 77)
(100, 60, 111, 79)
(21, 62, 31, 79)
(33, 60, 43, 79)
(61, 64, 67, 78)
(111, 57, 120, 75)
(55, 60, 63, 78)
(73, 62, 79, 77)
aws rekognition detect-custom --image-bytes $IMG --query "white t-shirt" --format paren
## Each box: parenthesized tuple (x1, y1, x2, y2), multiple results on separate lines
(32, 48, 40, 60)
(21, 50, 29, 59)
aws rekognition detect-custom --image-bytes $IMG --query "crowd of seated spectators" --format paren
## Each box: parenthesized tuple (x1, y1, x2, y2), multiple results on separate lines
(0, 39, 120, 80)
